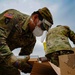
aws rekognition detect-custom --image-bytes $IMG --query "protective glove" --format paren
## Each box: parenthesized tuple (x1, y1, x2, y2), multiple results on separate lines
(4, 54, 32, 73)
(18, 56, 32, 73)
(20, 61, 32, 73)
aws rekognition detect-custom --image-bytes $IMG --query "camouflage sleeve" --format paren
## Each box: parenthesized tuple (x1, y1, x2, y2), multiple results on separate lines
(0, 28, 12, 60)
(69, 29, 75, 44)
(19, 38, 36, 55)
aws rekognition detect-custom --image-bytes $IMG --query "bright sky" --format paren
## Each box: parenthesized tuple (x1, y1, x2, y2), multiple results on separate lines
(0, 0, 75, 75)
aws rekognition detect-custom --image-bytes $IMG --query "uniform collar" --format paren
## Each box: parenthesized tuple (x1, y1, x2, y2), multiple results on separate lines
(22, 16, 30, 30)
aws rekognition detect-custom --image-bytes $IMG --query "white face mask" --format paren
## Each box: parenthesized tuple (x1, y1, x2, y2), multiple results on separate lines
(30, 18, 43, 37)
(33, 26, 43, 37)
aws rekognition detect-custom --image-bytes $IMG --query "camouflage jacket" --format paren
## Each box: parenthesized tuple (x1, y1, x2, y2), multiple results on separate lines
(46, 25, 75, 55)
(0, 9, 36, 58)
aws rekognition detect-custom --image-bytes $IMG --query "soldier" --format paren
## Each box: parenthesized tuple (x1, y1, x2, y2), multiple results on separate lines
(0, 7, 53, 75)
(45, 25, 75, 66)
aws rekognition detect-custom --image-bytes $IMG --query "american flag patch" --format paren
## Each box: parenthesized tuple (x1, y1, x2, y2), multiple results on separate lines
(4, 12, 13, 18)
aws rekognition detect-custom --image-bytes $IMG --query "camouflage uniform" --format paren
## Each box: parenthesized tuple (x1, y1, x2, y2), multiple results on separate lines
(0, 9, 36, 75)
(46, 25, 75, 66)
(0, 7, 53, 74)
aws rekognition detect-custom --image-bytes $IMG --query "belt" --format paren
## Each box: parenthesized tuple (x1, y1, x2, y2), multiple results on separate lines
(46, 50, 74, 59)
(53, 50, 74, 55)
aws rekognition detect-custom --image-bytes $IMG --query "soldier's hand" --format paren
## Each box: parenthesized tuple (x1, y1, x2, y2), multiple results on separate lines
(12, 55, 32, 73)
(24, 55, 30, 62)
(19, 56, 32, 73)
(20, 62, 32, 73)
(17, 55, 30, 63)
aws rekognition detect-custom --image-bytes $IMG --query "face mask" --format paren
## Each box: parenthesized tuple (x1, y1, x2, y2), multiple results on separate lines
(33, 26, 43, 37)
(30, 18, 44, 37)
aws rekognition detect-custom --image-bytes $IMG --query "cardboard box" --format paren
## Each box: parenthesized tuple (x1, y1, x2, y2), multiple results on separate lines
(39, 57, 49, 62)
(30, 62, 57, 75)
(28, 58, 39, 66)
(72, 47, 75, 53)
(59, 54, 75, 75)
(49, 62, 60, 75)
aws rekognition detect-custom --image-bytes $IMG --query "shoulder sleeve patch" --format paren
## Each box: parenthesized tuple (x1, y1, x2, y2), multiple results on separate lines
(4, 12, 13, 18)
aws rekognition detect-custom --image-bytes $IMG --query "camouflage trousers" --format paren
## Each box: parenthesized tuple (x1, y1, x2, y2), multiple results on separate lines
(45, 50, 74, 66)
(0, 61, 20, 75)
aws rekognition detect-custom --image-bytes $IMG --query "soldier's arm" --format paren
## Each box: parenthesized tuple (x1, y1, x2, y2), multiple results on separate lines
(19, 37, 36, 55)
(0, 28, 32, 73)
(0, 28, 13, 58)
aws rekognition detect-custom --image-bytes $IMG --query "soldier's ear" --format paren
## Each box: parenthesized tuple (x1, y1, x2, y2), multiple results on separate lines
(32, 14, 39, 24)
(33, 14, 38, 20)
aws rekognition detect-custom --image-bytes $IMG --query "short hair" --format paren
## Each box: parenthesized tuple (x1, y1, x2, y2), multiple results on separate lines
(31, 11, 43, 21)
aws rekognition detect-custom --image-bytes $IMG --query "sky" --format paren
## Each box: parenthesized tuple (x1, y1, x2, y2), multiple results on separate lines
(0, 0, 75, 75)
